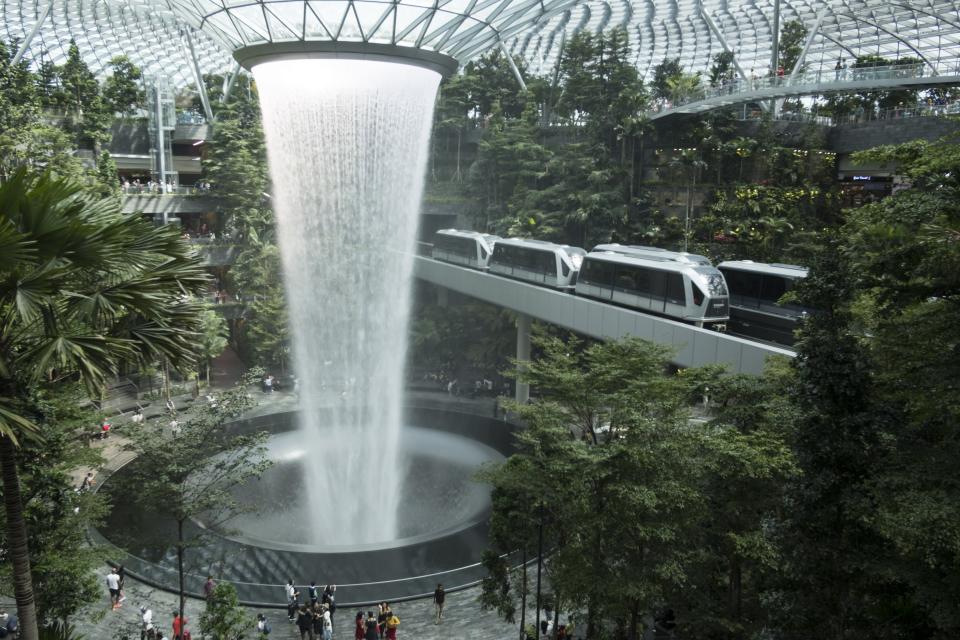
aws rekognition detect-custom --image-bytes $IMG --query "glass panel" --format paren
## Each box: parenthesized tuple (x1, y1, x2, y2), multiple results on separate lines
(649, 271, 666, 300)
(760, 275, 787, 304)
(666, 273, 685, 304)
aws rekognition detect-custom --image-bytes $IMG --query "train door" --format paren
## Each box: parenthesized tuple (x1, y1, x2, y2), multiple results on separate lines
(663, 272, 686, 318)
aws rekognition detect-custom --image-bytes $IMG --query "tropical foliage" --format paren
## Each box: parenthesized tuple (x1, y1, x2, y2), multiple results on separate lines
(0, 171, 208, 640)
(121, 371, 271, 623)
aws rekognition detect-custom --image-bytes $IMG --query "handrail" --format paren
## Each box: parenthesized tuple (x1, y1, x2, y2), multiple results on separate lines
(649, 57, 960, 115)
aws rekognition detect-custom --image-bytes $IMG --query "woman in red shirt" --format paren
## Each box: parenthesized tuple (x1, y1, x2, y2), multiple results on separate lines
(354, 611, 365, 640)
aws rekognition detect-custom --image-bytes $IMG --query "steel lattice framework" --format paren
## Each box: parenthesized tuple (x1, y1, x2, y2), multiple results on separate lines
(2, 0, 959, 87)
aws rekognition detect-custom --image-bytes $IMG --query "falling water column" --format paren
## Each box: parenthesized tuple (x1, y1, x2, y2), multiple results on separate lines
(251, 57, 443, 546)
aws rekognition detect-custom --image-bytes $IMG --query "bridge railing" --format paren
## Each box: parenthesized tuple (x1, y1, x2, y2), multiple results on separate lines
(650, 58, 960, 115)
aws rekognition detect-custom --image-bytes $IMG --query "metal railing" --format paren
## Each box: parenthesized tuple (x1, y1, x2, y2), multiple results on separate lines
(650, 58, 960, 114)
(121, 184, 211, 196)
(732, 98, 960, 126)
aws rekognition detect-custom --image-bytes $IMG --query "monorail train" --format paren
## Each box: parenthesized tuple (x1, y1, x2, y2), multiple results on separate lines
(488, 238, 587, 289)
(431, 229, 501, 269)
(592, 244, 713, 266)
(576, 252, 730, 324)
(717, 260, 810, 346)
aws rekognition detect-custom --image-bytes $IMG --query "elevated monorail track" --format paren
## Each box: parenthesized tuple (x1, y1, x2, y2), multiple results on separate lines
(413, 256, 794, 377)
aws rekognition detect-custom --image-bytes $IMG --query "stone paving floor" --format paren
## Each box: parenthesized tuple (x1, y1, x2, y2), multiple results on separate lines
(66, 572, 536, 640)
(57, 386, 539, 639)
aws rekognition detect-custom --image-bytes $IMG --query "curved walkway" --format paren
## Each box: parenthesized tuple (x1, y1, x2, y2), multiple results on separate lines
(64, 572, 533, 640)
(650, 59, 960, 120)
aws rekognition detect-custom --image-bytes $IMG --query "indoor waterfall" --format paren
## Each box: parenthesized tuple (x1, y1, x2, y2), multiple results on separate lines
(253, 58, 440, 545)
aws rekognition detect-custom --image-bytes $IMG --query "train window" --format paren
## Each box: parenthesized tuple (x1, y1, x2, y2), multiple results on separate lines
(760, 275, 787, 304)
(453, 236, 472, 256)
(582, 259, 614, 285)
(724, 269, 761, 304)
(520, 248, 537, 270)
(633, 267, 652, 295)
(561, 259, 570, 277)
(538, 251, 554, 273)
(649, 271, 667, 299)
(666, 273, 685, 304)
(691, 281, 705, 306)
(615, 267, 637, 291)
(703, 273, 728, 296)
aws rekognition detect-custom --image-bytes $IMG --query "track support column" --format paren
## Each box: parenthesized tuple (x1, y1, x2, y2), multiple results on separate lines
(515, 313, 532, 404)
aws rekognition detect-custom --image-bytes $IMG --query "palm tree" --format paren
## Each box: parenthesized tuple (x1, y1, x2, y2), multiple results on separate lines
(0, 170, 208, 640)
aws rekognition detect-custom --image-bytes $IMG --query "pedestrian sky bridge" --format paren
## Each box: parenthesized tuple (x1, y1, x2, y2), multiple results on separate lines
(413, 256, 794, 388)
(649, 58, 960, 120)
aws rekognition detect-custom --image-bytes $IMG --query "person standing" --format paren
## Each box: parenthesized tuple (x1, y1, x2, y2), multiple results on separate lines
(354, 611, 365, 640)
(296, 605, 314, 640)
(385, 610, 399, 640)
(140, 606, 154, 640)
(106, 568, 121, 610)
(377, 603, 388, 639)
(308, 581, 319, 606)
(364, 611, 379, 640)
(433, 584, 445, 624)
(285, 580, 300, 621)
(256, 613, 271, 638)
(204, 576, 216, 602)
(323, 585, 337, 628)
(79, 471, 95, 492)
(117, 565, 126, 604)
(172, 611, 186, 640)
(321, 605, 333, 640)
(312, 604, 324, 639)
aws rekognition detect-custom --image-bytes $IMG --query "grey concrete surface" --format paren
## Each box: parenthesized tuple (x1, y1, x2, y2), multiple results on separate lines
(68, 574, 534, 640)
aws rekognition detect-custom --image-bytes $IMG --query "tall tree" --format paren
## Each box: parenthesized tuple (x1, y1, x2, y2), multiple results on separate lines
(0, 171, 208, 640)
(0, 385, 108, 628)
(122, 372, 270, 624)
(197, 306, 229, 384)
(102, 55, 144, 116)
(773, 236, 890, 639)
(840, 135, 960, 635)
(651, 57, 684, 101)
(56, 40, 110, 151)
(0, 40, 83, 182)
(483, 333, 711, 639)
(200, 583, 250, 639)
(778, 19, 809, 74)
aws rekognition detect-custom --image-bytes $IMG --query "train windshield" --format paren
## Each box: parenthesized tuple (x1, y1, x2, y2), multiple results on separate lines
(696, 269, 728, 296)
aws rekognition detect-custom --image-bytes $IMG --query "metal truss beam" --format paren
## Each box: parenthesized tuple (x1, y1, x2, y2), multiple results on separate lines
(499, 40, 528, 92)
(185, 28, 214, 123)
(700, 9, 750, 81)
(789, 10, 828, 82)
(12, 0, 54, 65)
(840, 13, 938, 74)
(221, 61, 243, 104)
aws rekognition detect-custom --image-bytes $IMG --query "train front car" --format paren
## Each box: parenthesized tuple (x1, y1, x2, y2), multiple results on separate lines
(717, 261, 810, 346)
(432, 229, 501, 270)
(488, 238, 586, 289)
(575, 252, 730, 326)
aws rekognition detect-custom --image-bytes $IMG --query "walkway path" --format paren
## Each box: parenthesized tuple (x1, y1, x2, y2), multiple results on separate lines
(66, 575, 536, 640)
(649, 58, 960, 120)
(57, 386, 538, 638)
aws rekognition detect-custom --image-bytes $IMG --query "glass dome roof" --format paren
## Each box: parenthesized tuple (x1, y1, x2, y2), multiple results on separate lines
(2, 0, 958, 87)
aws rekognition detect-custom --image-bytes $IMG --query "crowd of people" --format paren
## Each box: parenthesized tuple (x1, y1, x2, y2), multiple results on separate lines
(121, 179, 211, 196)
(354, 604, 400, 640)
(284, 582, 338, 640)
